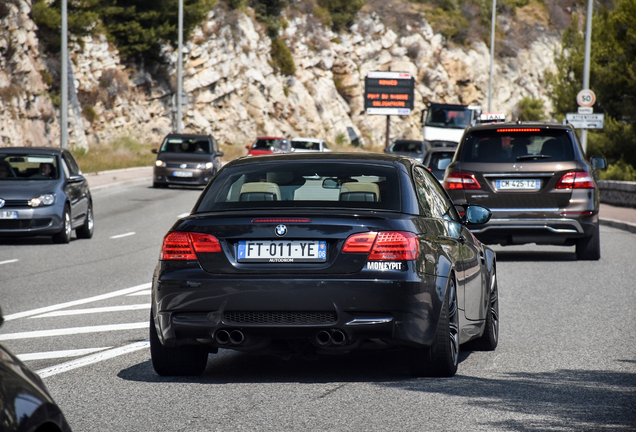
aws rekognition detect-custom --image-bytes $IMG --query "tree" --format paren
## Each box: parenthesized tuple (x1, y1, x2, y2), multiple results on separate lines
(32, 0, 100, 54)
(515, 96, 546, 121)
(547, 0, 636, 171)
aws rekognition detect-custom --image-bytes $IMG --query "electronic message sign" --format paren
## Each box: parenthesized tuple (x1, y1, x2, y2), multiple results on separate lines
(365, 71, 415, 115)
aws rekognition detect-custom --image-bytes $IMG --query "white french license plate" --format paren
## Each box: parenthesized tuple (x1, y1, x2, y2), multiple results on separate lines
(173, 171, 193, 178)
(496, 179, 540, 190)
(0, 211, 17, 219)
(238, 240, 327, 263)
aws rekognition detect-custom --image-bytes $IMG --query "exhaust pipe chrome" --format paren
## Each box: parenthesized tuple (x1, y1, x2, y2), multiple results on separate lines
(229, 330, 245, 345)
(215, 329, 230, 345)
(316, 330, 331, 346)
(331, 330, 346, 346)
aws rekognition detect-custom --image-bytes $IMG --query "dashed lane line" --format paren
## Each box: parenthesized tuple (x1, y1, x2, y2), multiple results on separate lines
(0, 259, 19, 265)
(3, 283, 151, 321)
(31, 304, 150, 318)
(110, 232, 136, 239)
(0, 322, 148, 341)
(18, 347, 111, 361)
(36, 341, 150, 378)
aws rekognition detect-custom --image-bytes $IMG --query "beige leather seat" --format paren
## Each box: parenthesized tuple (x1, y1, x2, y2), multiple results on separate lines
(239, 182, 281, 201)
(339, 182, 380, 202)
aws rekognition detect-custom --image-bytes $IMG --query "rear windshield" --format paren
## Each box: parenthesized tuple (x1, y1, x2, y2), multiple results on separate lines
(161, 137, 211, 154)
(391, 141, 423, 153)
(459, 129, 575, 163)
(0, 154, 59, 180)
(291, 140, 320, 151)
(194, 161, 400, 212)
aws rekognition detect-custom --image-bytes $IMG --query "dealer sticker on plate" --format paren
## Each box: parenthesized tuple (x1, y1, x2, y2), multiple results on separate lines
(496, 179, 540, 190)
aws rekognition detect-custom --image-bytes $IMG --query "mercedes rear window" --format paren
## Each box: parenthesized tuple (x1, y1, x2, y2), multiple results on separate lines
(459, 129, 575, 163)
(194, 161, 401, 212)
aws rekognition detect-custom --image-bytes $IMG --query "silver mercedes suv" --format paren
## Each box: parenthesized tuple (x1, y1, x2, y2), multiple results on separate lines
(443, 121, 606, 260)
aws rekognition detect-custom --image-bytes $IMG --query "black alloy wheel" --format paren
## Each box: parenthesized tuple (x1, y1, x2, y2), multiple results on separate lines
(149, 314, 208, 376)
(468, 269, 499, 351)
(408, 276, 459, 377)
(52, 206, 72, 244)
(76, 202, 94, 239)
(576, 223, 601, 260)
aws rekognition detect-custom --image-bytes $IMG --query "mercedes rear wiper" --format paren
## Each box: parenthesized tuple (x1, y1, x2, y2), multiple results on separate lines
(516, 154, 552, 161)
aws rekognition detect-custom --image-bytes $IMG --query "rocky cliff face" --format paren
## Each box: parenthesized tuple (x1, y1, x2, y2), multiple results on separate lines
(0, 1, 559, 151)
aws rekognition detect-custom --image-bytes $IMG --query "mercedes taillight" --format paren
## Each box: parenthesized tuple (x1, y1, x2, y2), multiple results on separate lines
(555, 171, 595, 189)
(443, 172, 481, 190)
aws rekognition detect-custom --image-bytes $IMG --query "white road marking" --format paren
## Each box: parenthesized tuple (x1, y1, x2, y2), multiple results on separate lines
(36, 341, 150, 378)
(3, 283, 151, 321)
(18, 347, 111, 361)
(0, 322, 148, 341)
(31, 304, 150, 318)
(110, 232, 136, 239)
(0, 259, 19, 265)
(127, 289, 151, 296)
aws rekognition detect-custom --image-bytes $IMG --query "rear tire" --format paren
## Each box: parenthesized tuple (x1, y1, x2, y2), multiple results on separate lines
(75, 201, 94, 239)
(149, 314, 208, 376)
(576, 224, 600, 260)
(52, 206, 71, 244)
(408, 276, 459, 377)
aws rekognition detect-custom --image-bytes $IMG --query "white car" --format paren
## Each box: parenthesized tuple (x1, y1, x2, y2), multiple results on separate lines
(290, 137, 331, 152)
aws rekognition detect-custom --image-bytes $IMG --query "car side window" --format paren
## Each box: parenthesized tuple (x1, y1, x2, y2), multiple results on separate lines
(60, 158, 71, 178)
(63, 151, 81, 175)
(413, 166, 458, 221)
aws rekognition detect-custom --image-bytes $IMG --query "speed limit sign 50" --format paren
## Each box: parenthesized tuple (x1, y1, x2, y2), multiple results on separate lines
(577, 89, 596, 107)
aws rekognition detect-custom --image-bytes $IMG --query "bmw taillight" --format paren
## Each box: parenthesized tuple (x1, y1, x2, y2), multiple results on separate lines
(343, 231, 419, 260)
(161, 232, 221, 260)
(443, 172, 481, 190)
(555, 171, 595, 189)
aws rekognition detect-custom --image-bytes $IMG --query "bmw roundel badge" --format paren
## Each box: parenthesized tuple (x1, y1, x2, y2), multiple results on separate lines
(275, 225, 287, 237)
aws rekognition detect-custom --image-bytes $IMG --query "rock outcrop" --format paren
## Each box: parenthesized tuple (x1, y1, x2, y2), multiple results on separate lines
(0, 1, 559, 151)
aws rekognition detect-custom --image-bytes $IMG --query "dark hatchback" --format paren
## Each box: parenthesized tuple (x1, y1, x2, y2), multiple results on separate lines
(152, 134, 224, 188)
(443, 121, 606, 260)
(0, 147, 93, 243)
(150, 153, 499, 378)
(0, 306, 72, 432)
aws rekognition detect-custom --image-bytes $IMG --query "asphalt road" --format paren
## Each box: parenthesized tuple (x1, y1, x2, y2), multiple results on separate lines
(0, 181, 635, 432)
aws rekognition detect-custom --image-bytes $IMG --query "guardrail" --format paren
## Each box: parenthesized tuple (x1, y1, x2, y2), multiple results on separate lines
(598, 180, 636, 208)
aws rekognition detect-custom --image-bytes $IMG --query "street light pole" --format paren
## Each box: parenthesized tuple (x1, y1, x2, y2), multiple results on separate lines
(61, 0, 68, 148)
(488, 0, 496, 113)
(580, 0, 594, 153)
(176, 0, 183, 133)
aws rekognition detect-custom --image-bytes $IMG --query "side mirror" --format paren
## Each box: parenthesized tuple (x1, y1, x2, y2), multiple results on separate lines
(437, 158, 452, 171)
(384, 148, 390, 153)
(217, 151, 225, 157)
(591, 157, 607, 170)
(464, 205, 491, 225)
(245, 145, 250, 150)
(68, 174, 85, 184)
(151, 149, 158, 154)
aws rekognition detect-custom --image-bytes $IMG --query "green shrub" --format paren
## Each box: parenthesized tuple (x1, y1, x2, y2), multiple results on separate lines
(515, 96, 546, 121)
(317, 0, 364, 32)
(82, 105, 98, 124)
(270, 38, 296, 76)
(598, 159, 636, 182)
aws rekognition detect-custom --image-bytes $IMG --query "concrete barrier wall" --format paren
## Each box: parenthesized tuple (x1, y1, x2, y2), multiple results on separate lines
(598, 180, 636, 208)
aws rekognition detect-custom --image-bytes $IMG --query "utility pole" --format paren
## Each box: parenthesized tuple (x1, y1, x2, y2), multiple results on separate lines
(176, 0, 183, 133)
(580, 0, 594, 153)
(487, 0, 496, 113)
(61, 0, 68, 148)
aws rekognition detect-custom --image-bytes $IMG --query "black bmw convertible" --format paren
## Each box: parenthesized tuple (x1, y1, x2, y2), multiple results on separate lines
(150, 152, 499, 377)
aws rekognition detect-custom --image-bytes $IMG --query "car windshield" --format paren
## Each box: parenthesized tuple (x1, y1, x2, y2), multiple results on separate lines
(194, 161, 401, 212)
(0, 154, 59, 180)
(161, 137, 211, 154)
(291, 140, 320, 151)
(391, 141, 422, 153)
(252, 139, 282, 150)
(426, 108, 472, 129)
(458, 129, 575, 163)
